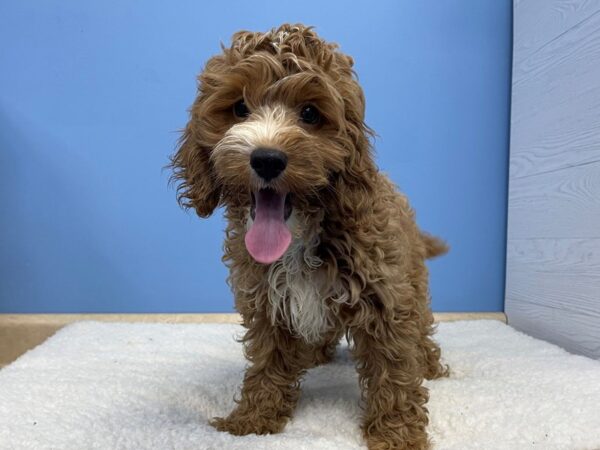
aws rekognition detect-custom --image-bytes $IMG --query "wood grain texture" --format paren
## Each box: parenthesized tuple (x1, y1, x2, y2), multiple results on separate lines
(507, 238, 600, 273)
(507, 269, 600, 317)
(514, 0, 600, 64)
(507, 238, 600, 319)
(506, 300, 600, 358)
(508, 161, 600, 239)
(507, 0, 600, 359)
(511, 6, 600, 178)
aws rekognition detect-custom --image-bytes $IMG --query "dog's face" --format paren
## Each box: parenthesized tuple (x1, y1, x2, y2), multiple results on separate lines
(172, 24, 372, 263)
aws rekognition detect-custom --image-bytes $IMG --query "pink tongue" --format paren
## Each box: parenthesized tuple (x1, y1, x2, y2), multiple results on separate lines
(245, 190, 292, 264)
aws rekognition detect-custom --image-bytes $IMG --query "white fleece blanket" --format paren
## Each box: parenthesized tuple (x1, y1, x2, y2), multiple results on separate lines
(1, 320, 599, 450)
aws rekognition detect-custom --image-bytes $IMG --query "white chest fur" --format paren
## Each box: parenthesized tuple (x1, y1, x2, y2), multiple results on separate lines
(266, 232, 330, 343)
(265, 224, 351, 343)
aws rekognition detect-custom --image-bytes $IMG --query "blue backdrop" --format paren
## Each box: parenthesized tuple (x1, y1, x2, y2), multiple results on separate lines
(0, 0, 512, 313)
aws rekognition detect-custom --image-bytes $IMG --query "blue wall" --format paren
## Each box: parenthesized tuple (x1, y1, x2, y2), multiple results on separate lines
(0, 1, 512, 313)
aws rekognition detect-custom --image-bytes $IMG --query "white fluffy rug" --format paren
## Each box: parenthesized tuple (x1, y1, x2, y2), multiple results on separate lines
(1, 320, 600, 450)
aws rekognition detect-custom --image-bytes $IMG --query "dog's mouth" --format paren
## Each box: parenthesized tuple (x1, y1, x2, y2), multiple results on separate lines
(249, 190, 292, 221)
(245, 189, 293, 264)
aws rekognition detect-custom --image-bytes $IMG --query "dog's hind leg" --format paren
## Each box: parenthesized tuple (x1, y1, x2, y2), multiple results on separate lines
(414, 278, 449, 380)
(420, 330, 449, 380)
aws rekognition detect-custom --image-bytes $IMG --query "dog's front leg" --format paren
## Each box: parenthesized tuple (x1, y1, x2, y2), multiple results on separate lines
(211, 318, 310, 436)
(351, 318, 430, 450)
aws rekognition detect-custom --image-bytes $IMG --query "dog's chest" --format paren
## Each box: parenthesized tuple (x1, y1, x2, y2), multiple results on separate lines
(266, 238, 346, 343)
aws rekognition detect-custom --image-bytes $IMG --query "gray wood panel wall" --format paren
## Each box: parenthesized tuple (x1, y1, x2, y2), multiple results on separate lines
(506, 0, 600, 359)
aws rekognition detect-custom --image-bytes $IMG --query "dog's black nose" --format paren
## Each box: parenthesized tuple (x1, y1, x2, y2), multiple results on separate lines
(250, 148, 288, 181)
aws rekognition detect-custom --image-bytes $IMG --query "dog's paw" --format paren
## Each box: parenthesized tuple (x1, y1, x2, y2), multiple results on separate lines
(364, 423, 430, 450)
(365, 433, 430, 450)
(210, 413, 287, 436)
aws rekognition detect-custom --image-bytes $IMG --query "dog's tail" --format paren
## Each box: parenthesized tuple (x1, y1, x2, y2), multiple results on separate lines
(421, 232, 449, 259)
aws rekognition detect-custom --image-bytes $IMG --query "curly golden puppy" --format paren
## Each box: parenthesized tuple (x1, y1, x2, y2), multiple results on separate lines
(171, 24, 448, 450)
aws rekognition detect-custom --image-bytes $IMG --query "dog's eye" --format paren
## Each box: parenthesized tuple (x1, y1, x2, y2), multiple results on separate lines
(233, 100, 250, 118)
(299, 104, 321, 125)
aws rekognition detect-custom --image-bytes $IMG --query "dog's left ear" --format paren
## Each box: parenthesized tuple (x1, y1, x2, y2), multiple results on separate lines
(341, 77, 376, 173)
(327, 71, 380, 220)
(170, 124, 221, 218)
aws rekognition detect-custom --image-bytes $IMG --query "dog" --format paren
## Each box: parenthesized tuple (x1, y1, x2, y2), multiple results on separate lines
(170, 24, 448, 450)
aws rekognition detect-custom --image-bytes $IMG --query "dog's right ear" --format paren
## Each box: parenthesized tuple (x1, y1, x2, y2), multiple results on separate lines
(170, 124, 221, 218)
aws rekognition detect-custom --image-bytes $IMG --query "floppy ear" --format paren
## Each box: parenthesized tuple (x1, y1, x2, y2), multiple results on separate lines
(330, 79, 378, 219)
(170, 124, 221, 218)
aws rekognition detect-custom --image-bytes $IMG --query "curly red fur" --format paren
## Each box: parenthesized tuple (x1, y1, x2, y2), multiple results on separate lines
(170, 24, 449, 450)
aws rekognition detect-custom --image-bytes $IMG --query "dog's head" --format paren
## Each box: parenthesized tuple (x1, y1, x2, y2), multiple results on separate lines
(171, 24, 374, 264)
